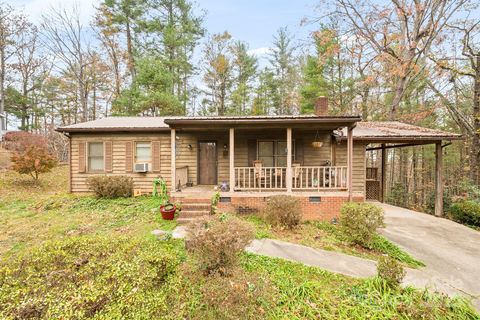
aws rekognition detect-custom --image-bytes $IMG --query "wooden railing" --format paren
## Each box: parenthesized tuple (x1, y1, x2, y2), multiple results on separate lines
(234, 166, 347, 191)
(292, 166, 347, 190)
(234, 167, 287, 190)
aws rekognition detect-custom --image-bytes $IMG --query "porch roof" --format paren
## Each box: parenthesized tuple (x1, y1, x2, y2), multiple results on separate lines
(338, 121, 462, 142)
(57, 115, 361, 133)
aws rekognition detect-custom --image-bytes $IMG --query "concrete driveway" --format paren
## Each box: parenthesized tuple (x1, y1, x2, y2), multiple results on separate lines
(378, 203, 480, 309)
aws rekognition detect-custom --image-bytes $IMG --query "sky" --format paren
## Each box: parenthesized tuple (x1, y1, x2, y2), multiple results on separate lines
(8, 0, 319, 58)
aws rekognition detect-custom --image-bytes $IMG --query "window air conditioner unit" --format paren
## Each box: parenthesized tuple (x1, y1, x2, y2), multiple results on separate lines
(134, 163, 149, 172)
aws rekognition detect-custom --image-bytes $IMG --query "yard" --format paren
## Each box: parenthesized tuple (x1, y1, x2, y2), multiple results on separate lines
(0, 167, 478, 319)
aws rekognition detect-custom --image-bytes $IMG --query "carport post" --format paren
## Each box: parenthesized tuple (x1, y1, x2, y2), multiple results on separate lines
(435, 142, 443, 217)
(381, 144, 386, 202)
(347, 126, 354, 201)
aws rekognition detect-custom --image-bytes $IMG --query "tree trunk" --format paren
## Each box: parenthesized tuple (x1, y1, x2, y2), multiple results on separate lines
(390, 75, 407, 120)
(0, 44, 5, 131)
(471, 55, 480, 186)
(126, 18, 136, 82)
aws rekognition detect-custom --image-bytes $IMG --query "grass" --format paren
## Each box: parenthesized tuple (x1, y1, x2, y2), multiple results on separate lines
(242, 215, 425, 268)
(0, 166, 176, 256)
(0, 166, 477, 319)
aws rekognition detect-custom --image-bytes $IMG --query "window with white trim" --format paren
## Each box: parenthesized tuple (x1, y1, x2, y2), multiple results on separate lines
(88, 142, 104, 171)
(135, 142, 151, 163)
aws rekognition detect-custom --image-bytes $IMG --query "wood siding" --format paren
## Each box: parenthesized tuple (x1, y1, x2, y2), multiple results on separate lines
(69, 129, 366, 195)
(71, 133, 171, 193)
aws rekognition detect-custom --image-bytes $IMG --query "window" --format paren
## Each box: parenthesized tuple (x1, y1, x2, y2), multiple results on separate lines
(257, 140, 295, 167)
(135, 142, 151, 163)
(88, 142, 104, 171)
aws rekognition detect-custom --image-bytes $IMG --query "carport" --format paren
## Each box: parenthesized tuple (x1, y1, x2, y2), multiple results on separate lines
(338, 122, 463, 216)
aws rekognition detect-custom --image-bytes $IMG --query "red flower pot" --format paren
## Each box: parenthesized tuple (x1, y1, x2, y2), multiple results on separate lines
(160, 203, 176, 220)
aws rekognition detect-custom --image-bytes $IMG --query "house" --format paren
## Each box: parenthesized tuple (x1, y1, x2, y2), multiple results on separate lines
(57, 98, 462, 220)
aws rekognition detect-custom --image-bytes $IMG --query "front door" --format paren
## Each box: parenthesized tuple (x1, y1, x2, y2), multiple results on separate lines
(198, 141, 217, 185)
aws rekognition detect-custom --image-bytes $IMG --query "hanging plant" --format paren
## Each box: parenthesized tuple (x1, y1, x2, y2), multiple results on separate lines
(312, 130, 323, 149)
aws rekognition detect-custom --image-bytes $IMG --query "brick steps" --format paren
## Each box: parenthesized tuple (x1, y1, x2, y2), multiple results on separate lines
(176, 197, 212, 223)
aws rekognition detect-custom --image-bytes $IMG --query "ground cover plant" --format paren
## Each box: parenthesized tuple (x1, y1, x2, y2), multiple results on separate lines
(243, 214, 424, 268)
(0, 166, 477, 319)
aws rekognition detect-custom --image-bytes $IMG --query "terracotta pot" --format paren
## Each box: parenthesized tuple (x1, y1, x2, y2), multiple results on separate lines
(160, 203, 176, 220)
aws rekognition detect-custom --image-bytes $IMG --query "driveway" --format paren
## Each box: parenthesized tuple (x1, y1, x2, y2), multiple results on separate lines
(378, 203, 480, 309)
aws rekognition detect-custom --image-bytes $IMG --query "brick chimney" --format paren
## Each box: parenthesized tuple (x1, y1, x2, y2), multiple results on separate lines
(314, 96, 328, 116)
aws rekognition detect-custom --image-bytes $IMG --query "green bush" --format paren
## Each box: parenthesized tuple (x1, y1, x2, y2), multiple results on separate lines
(0, 236, 181, 319)
(263, 195, 302, 229)
(87, 175, 133, 198)
(340, 202, 384, 248)
(377, 255, 406, 288)
(186, 214, 255, 275)
(449, 201, 480, 227)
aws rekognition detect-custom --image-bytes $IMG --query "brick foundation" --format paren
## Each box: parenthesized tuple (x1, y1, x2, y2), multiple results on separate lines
(217, 195, 364, 221)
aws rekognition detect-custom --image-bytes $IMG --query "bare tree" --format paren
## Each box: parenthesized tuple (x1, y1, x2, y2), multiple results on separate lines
(429, 17, 480, 185)
(334, 0, 468, 119)
(41, 4, 91, 123)
(0, 4, 26, 132)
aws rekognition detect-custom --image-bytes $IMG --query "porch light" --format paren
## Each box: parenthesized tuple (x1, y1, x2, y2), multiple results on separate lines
(223, 144, 228, 150)
(187, 144, 192, 151)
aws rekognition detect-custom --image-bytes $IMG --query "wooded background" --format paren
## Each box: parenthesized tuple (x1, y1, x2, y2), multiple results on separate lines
(0, 0, 479, 213)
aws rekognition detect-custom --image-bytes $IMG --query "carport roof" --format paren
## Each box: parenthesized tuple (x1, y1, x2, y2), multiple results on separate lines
(338, 121, 462, 142)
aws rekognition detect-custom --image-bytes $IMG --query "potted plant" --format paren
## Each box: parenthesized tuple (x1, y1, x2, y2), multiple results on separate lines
(160, 202, 176, 220)
(153, 178, 177, 220)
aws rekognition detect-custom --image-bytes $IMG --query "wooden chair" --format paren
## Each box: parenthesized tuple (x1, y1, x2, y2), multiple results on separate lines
(253, 160, 266, 188)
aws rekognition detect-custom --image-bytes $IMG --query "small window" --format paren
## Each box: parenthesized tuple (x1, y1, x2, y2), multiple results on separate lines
(136, 142, 151, 162)
(88, 142, 104, 171)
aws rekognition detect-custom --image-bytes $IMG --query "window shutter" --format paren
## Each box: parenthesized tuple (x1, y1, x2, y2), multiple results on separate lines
(247, 139, 256, 167)
(78, 142, 86, 173)
(152, 141, 161, 172)
(125, 141, 133, 172)
(295, 139, 304, 165)
(105, 141, 113, 173)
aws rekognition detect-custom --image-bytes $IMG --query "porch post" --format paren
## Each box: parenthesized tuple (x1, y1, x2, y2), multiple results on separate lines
(229, 128, 235, 192)
(435, 142, 443, 217)
(170, 128, 176, 193)
(286, 127, 292, 193)
(347, 126, 354, 201)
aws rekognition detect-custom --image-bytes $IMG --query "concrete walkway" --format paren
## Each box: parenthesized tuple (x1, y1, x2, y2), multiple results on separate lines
(378, 202, 480, 309)
(246, 238, 379, 278)
(246, 237, 478, 310)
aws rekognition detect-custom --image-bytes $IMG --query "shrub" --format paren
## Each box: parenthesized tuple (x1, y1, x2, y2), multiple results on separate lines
(87, 176, 133, 198)
(0, 236, 181, 319)
(377, 255, 406, 288)
(186, 214, 255, 275)
(262, 195, 302, 229)
(3, 131, 47, 152)
(449, 201, 480, 227)
(11, 145, 57, 181)
(340, 202, 384, 248)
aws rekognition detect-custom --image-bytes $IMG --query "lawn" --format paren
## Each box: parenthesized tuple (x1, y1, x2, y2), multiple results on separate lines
(243, 214, 425, 268)
(0, 167, 478, 319)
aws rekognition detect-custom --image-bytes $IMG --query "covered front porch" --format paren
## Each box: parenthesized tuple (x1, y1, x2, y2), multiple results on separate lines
(166, 115, 361, 200)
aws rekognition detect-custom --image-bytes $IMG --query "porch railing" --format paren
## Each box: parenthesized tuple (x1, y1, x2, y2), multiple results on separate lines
(234, 166, 347, 191)
(235, 167, 287, 190)
(292, 166, 347, 190)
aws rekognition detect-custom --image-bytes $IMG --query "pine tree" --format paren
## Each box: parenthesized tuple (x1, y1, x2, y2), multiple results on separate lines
(230, 41, 257, 115)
